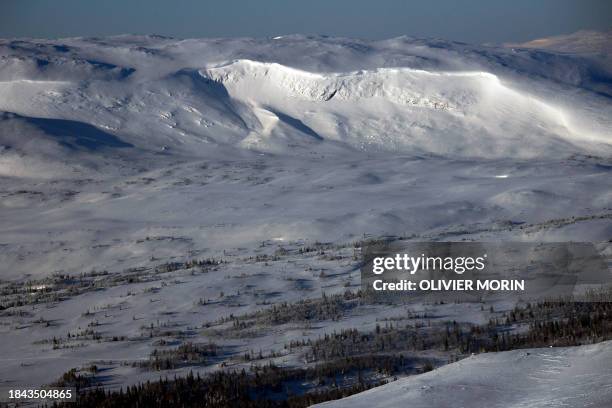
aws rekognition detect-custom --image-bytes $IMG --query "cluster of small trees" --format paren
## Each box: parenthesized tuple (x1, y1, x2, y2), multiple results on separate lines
(154, 258, 224, 274)
(59, 358, 396, 408)
(304, 300, 612, 360)
(135, 342, 219, 371)
(478, 301, 612, 352)
(54, 367, 96, 389)
(306, 322, 454, 361)
(215, 291, 362, 332)
(0, 255, 227, 311)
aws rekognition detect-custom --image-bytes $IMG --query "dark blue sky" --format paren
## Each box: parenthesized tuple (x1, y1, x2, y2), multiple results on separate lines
(2, 0, 611, 43)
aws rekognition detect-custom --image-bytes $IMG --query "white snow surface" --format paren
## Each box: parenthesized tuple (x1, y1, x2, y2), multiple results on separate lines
(316, 341, 612, 408)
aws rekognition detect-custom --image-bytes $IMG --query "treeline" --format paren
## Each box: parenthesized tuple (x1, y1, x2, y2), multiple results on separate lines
(55, 357, 407, 408)
(478, 301, 612, 352)
(303, 300, 612, 360)
(213, 291, 363, 332)
(0, 257, 226, 310)
(154, 258, 224, 274)
(304, 321, 461, 361)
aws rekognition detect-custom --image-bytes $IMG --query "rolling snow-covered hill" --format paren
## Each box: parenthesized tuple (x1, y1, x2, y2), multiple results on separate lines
(315, 341, 612, 408)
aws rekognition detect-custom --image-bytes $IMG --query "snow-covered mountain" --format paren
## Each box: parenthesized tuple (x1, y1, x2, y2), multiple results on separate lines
(315, 341, 612, 408)
(0, 33, 611, 397)
(506, 29, 612, 55)
(1, 34, 611, 163)
(1, 34, 611, 279)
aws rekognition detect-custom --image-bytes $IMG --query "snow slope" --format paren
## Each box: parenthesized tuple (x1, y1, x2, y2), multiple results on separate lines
(316, 341, 612, 408)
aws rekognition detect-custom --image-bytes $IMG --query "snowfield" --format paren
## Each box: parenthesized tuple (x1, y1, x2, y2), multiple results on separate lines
(0, 31, 611, 400)
(315, 341, 612, 408)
